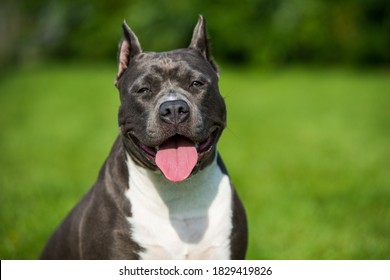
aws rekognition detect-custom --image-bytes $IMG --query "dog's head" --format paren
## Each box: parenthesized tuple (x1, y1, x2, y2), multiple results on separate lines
(115, 16, 226, 182)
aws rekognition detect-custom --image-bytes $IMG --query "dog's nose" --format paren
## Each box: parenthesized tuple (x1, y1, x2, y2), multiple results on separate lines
(159, 100, 190, 124)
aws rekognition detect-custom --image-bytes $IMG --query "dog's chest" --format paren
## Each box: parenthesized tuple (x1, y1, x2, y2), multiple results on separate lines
(125, 155, 233, 259)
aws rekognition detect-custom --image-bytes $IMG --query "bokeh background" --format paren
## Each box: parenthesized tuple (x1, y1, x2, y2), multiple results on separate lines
(1, 0, 389, 259)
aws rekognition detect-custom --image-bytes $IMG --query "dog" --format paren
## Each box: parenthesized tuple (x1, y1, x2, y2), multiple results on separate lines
(40, 15, 247, 260)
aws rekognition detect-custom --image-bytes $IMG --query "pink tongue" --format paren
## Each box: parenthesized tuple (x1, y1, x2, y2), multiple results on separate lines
(155, 136, 198, 182)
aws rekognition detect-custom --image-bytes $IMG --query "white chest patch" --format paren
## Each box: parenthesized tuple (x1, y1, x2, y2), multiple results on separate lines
(125, 153, 233, 260)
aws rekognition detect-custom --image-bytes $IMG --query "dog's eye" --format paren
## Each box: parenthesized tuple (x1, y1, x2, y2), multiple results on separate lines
(191, 81, 204, 88)
(137, 87, 150, 94)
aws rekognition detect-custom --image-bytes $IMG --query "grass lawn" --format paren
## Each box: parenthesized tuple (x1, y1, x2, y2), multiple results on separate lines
(0, 63, 389, 259)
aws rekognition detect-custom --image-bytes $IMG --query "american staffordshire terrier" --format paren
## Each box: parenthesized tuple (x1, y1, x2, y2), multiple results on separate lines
(40, 15, 247, 260)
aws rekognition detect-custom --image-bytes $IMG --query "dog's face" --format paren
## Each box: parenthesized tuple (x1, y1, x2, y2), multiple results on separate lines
(115, 16, 226, 182)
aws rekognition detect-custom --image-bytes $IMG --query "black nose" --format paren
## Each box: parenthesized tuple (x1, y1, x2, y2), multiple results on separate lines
(159, 100, 190, 124)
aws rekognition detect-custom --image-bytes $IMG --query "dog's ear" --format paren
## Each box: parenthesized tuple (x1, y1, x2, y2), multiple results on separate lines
(115, 21, 142, 87)
(189, 15, 218, 74)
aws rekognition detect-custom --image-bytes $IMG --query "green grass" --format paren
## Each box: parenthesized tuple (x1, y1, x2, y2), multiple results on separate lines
(0, 63, 389, 259)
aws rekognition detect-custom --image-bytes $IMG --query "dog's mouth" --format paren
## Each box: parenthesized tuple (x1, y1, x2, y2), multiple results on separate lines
(131, 128, 219, 182)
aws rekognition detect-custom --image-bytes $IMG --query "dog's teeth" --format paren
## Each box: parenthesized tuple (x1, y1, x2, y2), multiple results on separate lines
(156, 146, 159, 151)
(195, 143, 199, 149)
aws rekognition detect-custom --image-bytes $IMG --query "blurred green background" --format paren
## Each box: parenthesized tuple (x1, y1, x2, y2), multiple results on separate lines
(0, 0, 389, 259)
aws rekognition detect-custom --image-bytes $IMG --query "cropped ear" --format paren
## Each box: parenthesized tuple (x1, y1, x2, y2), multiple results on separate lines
(115, 21, 142, 87)
(189, 15, 218, 74)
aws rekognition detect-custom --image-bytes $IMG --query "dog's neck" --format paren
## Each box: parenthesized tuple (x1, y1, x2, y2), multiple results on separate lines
(125, 152, 223, 210)
(124, 152, 233, 259)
